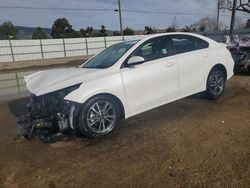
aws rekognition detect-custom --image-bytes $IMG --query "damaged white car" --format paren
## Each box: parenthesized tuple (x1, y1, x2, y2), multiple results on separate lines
(18, 33, 234, 142)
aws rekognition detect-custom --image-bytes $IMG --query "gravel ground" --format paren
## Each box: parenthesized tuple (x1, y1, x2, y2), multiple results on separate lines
(0, 75, 249, 188)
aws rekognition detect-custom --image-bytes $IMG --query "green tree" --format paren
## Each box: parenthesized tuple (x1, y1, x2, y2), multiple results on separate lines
(123, 27, 134, 35)
(246, 19, 250, 28)
(66, 30, 82, 38)
(80, 26, 94, 37)
(0, 21, 18, 39)
(32, 27, 49, 39)
(86, 27, 94, 36)
(80, 28, 86, 37)
(100, 25, 107, 36)
(51, 18, 79, 38)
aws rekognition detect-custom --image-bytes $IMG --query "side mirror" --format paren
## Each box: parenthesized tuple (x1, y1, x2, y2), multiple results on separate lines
(127, 56, 145, 66)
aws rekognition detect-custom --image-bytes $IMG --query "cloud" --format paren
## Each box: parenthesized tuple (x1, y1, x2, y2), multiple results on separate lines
(0, 0, 248, 30)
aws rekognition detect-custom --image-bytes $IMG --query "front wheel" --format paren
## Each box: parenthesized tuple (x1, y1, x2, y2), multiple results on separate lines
(206, 69, 226, 100)
(74, 95, 121, 138)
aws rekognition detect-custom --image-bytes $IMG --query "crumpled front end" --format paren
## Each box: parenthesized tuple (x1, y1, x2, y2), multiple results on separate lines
(17, 85, 80, 143)
(227, 37, 250, 72)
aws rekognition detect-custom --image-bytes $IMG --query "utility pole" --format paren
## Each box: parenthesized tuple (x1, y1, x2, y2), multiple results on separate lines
(173, 16, 176, 30)
(115, 0, 124, 40)
(216, 0, 220, 30)
(229, 0, 237, 40)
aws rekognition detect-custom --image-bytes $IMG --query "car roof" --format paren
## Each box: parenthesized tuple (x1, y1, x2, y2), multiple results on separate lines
(128, 32, 218, 46)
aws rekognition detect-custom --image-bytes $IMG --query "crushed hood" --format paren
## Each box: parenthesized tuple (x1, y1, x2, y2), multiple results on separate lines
(24, 67, 104, 96)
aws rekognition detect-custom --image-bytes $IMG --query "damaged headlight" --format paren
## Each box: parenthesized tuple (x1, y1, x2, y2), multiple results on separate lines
(61, 83, 82, 96)
(53, 83, 82, 100)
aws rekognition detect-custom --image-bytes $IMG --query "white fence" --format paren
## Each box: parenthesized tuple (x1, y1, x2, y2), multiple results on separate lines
(0, 35, 141, 63)
(1, 29, 249, 63)
(0, 70, 34, 101)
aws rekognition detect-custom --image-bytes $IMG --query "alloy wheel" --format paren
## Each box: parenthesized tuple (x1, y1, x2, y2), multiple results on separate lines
(86, 101, 116, 134)
(210, 72, 225, 96)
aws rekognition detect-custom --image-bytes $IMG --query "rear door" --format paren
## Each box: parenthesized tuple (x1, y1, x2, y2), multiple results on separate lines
(170, 35, 210, 95)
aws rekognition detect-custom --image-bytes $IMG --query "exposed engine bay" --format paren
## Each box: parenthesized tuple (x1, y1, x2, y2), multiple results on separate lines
(17, 84, 80, 143)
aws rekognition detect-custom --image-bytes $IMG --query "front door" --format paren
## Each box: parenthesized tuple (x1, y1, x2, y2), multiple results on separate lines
(121, 36, 179, 115)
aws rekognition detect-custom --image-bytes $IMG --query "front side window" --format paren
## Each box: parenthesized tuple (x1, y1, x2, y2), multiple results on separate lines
(171, 35, 209, 55)
(82, 40, 138, 69)
(130, 36, 173, 62)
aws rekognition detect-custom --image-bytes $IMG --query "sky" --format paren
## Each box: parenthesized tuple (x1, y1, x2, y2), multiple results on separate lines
(0, 0, 249, 31)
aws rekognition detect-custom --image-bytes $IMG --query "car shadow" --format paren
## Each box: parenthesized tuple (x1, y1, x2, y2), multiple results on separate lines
(7, 97, 30, 117)
(187, 92, 207, 100)
(4, 92, 222, 144)
(233, 69, 250, 76)
(7, 91, 208, 119)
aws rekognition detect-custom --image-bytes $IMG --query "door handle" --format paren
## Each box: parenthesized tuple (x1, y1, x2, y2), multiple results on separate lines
(165, 62, 175, 67)
(204, 54, 208, 58)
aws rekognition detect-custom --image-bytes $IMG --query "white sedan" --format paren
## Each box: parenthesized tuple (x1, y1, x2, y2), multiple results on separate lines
(21, 32, 234, 141)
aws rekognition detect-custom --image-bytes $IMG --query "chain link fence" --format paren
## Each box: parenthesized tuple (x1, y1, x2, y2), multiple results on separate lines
(196, 28, 250, 42)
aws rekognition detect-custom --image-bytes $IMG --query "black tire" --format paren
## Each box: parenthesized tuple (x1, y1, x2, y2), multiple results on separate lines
(206, 69, 226, 100)
(74, 95, 121, 138)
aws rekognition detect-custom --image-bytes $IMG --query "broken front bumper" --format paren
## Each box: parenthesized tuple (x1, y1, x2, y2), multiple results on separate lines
(17, 96, 77, 143)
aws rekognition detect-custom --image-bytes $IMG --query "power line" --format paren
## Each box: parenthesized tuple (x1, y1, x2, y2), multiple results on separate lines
(122, 9, 231, 17)
(0, 6, 113, 11)
(72, 4, 114, 27)
(0, 5, 231, 17)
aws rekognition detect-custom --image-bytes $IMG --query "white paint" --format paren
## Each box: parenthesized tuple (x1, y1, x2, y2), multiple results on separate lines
(24, 32, 234, 119)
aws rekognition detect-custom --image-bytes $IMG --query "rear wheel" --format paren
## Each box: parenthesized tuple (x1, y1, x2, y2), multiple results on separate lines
(74, 95, 121, 138)
(206, 69, 226, 100)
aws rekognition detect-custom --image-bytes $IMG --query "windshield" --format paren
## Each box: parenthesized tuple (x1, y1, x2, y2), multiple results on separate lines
(82, 40, 138, 69)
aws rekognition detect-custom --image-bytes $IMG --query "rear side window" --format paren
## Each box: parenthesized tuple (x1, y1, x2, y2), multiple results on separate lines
(171, 35, 209, 55)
